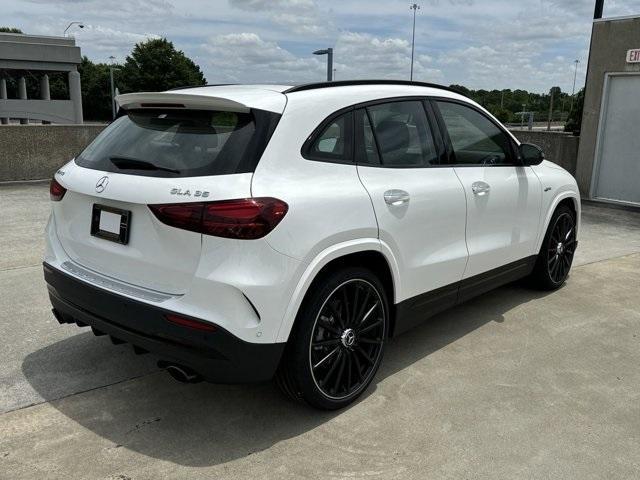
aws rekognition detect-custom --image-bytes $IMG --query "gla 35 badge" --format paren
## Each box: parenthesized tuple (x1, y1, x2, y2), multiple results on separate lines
(170, 188, 210, 198)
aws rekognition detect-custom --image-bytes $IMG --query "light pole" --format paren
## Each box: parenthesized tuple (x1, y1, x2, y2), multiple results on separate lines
(313, 48, 333, 82)
(570, 59, 580, 112)
(409, 3, 420, 81)
(63, 21, 84, 36)
(109, 56, 121, 120)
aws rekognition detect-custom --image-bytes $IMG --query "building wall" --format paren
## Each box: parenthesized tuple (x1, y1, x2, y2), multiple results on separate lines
(575, 16, 640, 196)
(511, 130, 579, 175)
(0, 124, 105, 182)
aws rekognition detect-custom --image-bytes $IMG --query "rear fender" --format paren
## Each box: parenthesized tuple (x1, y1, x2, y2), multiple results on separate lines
(275, 238, 401, 343)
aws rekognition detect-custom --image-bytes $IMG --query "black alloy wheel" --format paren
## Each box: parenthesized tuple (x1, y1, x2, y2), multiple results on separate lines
(276, 267, 389, 410)
(529, 204, 577, 290)
(309, 279, 386, 400)
(546, 211, 576, 284)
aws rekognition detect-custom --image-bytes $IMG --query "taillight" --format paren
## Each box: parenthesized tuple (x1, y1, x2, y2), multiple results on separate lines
(148, 197, 288, 239)
(50, 177, 67, 201)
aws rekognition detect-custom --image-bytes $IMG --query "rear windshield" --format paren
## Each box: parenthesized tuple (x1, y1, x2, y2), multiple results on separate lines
(75, 108, 280, 177)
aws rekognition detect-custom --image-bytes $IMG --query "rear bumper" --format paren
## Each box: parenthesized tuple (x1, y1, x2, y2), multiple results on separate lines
(43, 262, 285, 383)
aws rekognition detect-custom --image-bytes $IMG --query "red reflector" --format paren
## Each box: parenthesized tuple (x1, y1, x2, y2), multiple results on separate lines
(165, 314, 216, 332)
(50, 177, 67, 201)
(149, 197, 288, 239)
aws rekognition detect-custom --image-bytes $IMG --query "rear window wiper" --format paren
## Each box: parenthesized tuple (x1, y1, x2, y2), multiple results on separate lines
(109, 156, 180, 174)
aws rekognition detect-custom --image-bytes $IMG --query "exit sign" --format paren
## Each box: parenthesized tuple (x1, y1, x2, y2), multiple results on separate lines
(627, 49, 640, 63)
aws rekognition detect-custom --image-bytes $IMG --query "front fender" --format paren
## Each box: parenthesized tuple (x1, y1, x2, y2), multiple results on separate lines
(535, 190, 581, 252)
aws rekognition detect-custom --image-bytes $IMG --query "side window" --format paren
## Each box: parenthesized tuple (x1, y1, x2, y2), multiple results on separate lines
(308, 111, 352, 162)
(436, 101, 514, 165)
(354, 109, 380, 165)
(365, 101, 438, 167)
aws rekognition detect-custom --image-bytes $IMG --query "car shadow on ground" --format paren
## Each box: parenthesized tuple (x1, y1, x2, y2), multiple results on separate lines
(22, 281, 556, 467)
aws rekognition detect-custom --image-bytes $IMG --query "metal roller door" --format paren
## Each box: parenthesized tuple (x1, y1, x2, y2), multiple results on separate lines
(593, 74, 640, 205)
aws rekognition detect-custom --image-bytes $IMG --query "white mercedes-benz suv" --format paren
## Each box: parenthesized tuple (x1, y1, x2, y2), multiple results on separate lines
(44, 80, 580, 409)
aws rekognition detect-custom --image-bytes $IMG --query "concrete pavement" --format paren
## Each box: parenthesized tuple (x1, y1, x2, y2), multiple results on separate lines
(1, 183, 639, 479)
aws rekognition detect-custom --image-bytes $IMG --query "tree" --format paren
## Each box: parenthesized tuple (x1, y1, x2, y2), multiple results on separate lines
(488, 106, 512, 123)
(0, 27, 23, 33)
(564, 87, 585, 134)
(78, 57, 114, 121)
(119, 38, 206, 93)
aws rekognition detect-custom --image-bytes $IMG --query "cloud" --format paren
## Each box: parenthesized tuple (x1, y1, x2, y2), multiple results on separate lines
(200, 32, 325, 82)
(4, 0, 640, 91)
(333, 32, 443, 82)
(73, 26, 160, 57)
(229, 0, 334, 36)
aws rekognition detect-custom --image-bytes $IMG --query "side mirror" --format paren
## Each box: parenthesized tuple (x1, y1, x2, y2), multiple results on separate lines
(518, 143, 545, 166)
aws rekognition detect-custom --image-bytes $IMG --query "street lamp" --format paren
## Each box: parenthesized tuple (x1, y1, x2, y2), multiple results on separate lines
(63, 21, 84, 37)
(109, 56, 121, 120)
(409, 3, 421, 81)
(570, 59, 580, 112)
(313, 48, 333, 82)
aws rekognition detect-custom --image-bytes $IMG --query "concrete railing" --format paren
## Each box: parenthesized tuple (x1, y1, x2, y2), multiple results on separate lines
(0, 99, 80, 125)
(510, 130, 580, 175)
(0, 124, 581, 183)
(0, 124, 106, 182)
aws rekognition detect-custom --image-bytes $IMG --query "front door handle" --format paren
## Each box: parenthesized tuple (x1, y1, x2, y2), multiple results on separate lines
(384, 189, 410, 206)
(471, 181, 491, 196)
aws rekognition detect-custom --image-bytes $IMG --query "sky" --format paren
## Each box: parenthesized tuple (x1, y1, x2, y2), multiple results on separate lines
(4, 0, 640, 93)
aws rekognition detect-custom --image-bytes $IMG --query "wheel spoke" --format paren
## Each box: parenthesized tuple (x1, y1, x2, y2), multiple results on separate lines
(322, 350, 343, 386)
(341, 287, 351, 326)
(564, 228, 573, 241)
(358, 337, 382, 344)
(313, 346, 339, 370)
(332, 353, 347, 394)
(353, 350, 364, 382)
(354, 288, 371, 327)
(312, 338, 341, 348)
(317, 316, 341, 335)
(351, 285, 360, 327)
(356, 346, 374, 365)
(551, 258, 561, 280)
(359, 302, 379, 326)
(359, 318, 382, 335)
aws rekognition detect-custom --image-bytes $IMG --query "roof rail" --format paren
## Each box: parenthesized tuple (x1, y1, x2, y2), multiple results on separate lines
(167, 84, 235, 91)
(283, 79, 466, 96)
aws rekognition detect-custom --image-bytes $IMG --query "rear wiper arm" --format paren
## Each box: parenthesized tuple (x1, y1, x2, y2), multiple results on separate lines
(109, 156, 180, 174)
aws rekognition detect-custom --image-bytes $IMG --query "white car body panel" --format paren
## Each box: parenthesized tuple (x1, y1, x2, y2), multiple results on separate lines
(530, 160, 582, 251)
(45, 82, 581, 353)
(453, 165, 542, 278)
(357, 165, 468, 301)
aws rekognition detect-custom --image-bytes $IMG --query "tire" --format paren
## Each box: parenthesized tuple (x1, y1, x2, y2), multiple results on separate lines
(529, 204, 577, 290)
(276, 266, 389, 410)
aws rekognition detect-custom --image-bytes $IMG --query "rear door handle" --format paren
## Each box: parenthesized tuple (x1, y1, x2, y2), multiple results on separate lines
(384, 189, 410, 206)
(471, 181, 491, 196)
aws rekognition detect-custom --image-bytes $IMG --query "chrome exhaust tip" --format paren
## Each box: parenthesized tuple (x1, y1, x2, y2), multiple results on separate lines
(158, 362, 202, 384)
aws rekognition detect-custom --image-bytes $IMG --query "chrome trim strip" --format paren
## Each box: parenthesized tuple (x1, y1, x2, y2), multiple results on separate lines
(60, 261, 174, 303)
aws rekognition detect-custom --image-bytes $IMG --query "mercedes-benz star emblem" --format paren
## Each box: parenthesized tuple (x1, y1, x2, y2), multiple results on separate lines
(95, 176, 109, 193)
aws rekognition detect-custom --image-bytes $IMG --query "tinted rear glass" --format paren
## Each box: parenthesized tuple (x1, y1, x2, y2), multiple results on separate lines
(75, 109, 280, 177)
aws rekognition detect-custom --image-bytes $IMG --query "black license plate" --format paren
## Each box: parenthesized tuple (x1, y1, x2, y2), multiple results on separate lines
(90, 204, 131, 244)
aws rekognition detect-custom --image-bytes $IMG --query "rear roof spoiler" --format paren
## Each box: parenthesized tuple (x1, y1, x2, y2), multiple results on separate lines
(116, 88, 286, 114)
